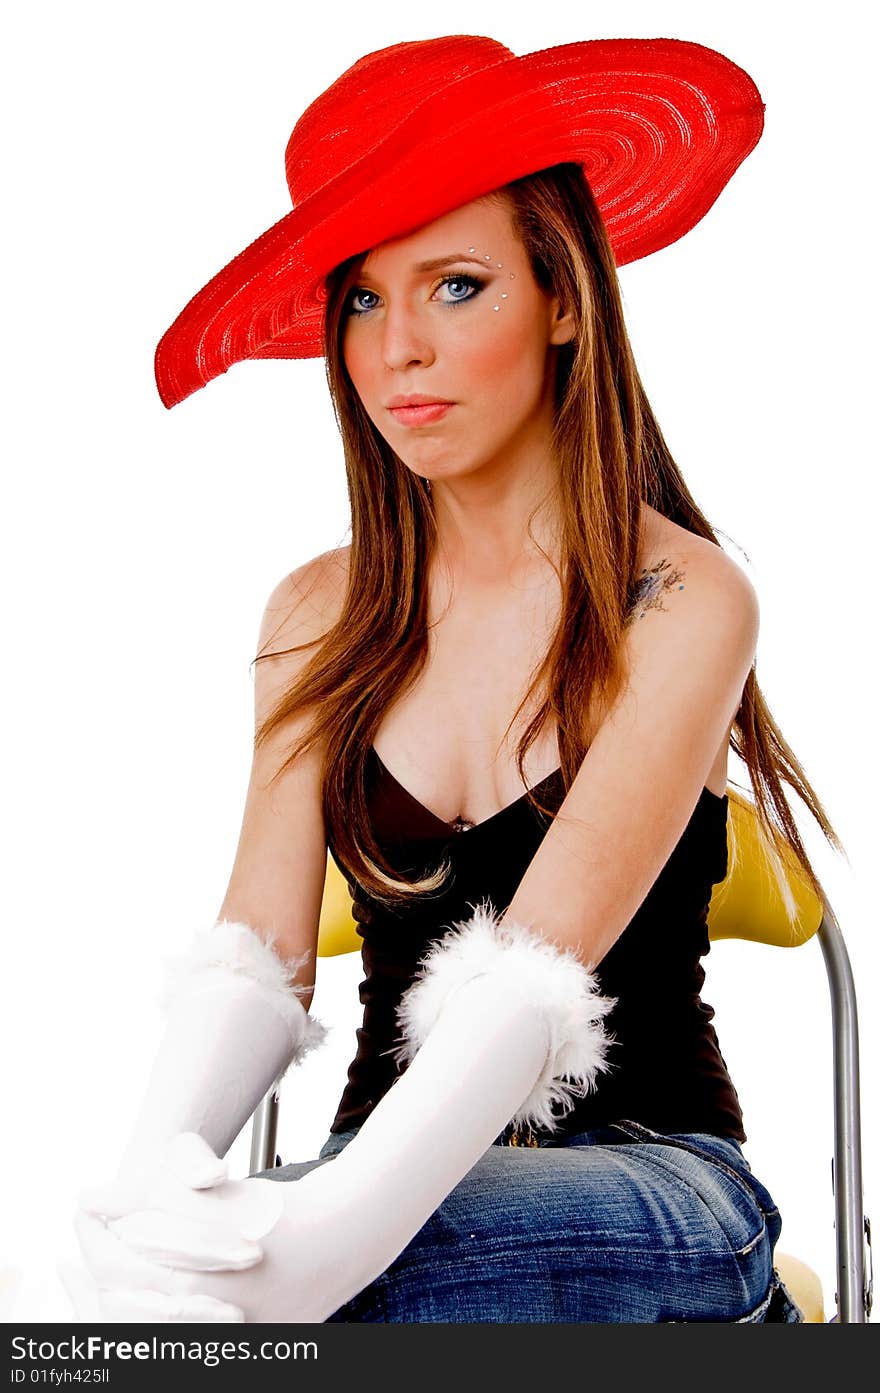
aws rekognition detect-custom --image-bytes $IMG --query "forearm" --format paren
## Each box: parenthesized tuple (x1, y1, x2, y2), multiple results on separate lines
(273, 905, 616, 1309)
(116, 920, 327, 1177)
(308, 971, 551, 1278)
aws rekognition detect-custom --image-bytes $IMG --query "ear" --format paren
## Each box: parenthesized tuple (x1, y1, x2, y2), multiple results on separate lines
(548, 295, 576, 347)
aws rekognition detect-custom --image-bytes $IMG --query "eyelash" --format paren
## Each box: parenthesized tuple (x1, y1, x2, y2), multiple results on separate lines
(344, 273, 487, 318)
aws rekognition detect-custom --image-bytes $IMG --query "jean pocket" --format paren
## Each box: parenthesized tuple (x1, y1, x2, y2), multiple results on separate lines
(610, 1118, 781, 1244)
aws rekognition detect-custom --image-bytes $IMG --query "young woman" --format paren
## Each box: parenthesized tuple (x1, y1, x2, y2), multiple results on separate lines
(69, 34, 844, 1324)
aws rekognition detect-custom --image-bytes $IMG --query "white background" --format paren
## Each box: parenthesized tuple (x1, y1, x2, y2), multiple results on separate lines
(2, 1, 876, 1322)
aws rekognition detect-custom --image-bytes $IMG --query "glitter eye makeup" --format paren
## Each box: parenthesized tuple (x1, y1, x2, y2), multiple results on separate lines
(466, 246, 510, 312)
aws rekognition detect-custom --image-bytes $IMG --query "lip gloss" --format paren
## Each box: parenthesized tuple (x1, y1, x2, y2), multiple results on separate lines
(389, 403, 453, 425)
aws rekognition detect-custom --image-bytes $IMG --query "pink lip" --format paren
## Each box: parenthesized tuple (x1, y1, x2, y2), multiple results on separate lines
(388, 402, 453, 425)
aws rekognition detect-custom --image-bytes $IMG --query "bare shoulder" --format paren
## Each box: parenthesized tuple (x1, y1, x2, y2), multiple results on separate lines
(630, 520, 759, 639)
(254, 545, 351, 733)
(258, 545, 351, 656)
(602, 521, 760, 746)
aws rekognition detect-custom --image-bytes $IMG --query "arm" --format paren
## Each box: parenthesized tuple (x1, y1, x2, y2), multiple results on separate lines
(66, 554, 349, 1316)
(115, 555, 343, 1177)
(501, 542, 759, 959)
(79, 543, 759, 1322)
(81, 923, 615, 1323)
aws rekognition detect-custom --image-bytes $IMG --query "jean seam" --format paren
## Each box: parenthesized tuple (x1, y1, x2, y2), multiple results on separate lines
(391, 1239, 765, 1280)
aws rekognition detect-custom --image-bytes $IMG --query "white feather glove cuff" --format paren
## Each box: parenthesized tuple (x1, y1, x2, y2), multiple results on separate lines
(114, 920, 328, 1179)
(77, 904, 618, 1322)
(156, 918, 329, 1069)
(392, 900, 617, 1134)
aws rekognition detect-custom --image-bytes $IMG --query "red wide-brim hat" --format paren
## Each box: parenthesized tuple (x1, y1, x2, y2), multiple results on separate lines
(155, 34, 765, 409)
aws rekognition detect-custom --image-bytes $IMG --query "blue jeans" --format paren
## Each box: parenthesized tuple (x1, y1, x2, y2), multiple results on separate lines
(255, 1117, 803, 1323)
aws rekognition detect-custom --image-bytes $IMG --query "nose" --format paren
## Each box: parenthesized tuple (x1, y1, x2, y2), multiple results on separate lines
(379, 299, 436, 372)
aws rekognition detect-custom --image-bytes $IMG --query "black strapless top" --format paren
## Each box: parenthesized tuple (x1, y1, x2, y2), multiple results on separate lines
(327, 747, 745, 1142)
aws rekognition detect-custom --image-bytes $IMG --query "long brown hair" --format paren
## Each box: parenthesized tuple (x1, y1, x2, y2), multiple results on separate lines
(253, 162, 845, 919)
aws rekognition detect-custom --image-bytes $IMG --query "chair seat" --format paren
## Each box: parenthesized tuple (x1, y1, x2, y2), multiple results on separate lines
(773, 1251, 825, 1322)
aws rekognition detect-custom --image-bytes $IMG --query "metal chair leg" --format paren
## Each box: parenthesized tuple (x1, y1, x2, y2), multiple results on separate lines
(818, 906, 871, 1321)
(248, 1087, 281, 1177)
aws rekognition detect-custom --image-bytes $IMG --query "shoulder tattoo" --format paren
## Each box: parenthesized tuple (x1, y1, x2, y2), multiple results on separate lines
(625, 557, 687, 627)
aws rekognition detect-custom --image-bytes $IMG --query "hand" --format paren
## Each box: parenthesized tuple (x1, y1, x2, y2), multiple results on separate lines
(81, 1129, 230, 1221)
(66, 1133, 280, 1323)
(57, 1257, 246, 1324)
(73, 1133, 366, 1323)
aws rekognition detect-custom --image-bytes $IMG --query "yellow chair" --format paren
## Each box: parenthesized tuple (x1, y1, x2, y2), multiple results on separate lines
(249, 785, 872, 1323)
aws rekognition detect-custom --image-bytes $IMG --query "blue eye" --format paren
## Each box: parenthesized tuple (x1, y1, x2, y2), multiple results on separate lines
(437, 274, 484, 304)
(345, 273, 485, 318)
(347, 288, 379, 316)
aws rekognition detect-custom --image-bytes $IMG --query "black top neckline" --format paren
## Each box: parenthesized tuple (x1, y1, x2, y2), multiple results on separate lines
(369, 745, 727, 837)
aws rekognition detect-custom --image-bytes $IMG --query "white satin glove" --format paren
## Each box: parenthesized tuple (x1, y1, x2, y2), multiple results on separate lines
(62, 920, 327, 1320)
(79, 904, 616, 1323)
(113, 919, 327, 1181)
(62, 1134, 254, 1322)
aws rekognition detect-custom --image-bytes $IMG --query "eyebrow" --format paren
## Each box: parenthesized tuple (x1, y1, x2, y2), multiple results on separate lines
(356, 253, 495, 281)
(412, 253, 495, 272)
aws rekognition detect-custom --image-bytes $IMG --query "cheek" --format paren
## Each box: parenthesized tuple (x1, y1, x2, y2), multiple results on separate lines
(341, 299, 547, 408)
(459, 309, 549, 405)
(340, 335, 372, 397)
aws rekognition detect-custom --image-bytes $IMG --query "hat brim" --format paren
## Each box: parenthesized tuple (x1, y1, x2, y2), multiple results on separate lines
(155, 37, 764, 408)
